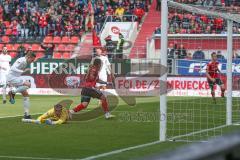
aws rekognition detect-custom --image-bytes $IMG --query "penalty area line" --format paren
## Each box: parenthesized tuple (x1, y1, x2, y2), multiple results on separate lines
(80, 140, 162, 160)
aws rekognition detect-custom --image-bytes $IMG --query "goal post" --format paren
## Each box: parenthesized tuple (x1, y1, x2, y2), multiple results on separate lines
(160, 0, 168, 142)
(226, 20, 233, 125)
(160, 0, 238, 141)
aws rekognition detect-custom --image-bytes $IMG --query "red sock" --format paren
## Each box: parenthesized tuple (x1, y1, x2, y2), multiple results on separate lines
(73, 103, 86, 112)
(221, 89, 225, 97)
(101, 99, 109, 113)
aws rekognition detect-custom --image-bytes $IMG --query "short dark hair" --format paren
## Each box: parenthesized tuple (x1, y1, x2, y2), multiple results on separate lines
(211, 52, 217, 56)
(93, 58, 102, 66)
(54, 104, 63, 109)
(27, 51, 36, 58)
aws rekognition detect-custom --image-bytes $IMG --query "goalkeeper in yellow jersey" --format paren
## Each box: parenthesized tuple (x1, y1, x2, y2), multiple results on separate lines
(22, 104, 69, 125)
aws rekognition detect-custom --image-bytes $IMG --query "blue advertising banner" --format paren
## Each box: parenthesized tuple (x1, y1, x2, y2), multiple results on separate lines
(177, 59, 240, 76)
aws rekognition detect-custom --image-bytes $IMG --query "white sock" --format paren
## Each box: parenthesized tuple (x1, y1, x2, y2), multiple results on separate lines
(69, 109, 74, 114)
(23, 97, 30, 116)
(2, 85, 6, 101)
(105, 112, 110, 118)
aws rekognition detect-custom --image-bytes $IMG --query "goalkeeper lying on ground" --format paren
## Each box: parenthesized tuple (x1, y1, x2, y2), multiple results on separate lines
(22, 104, 69, 125)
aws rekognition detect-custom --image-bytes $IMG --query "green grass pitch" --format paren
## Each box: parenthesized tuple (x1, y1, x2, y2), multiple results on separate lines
(0, 95, 239, 160)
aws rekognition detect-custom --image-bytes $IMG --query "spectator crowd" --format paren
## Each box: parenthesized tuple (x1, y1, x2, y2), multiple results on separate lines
(174, 0, 240, 7)
(155, 11, 240, 34)
(167, 42, 240, 61)
(0, 0, 148, 41)
(154, 0, 240, 34)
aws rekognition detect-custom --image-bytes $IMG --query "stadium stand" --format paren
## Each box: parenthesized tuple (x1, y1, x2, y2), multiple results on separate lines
(130, 0, 160, 58)
(62, 52, 71, 59)
(0, 43, 3, 50)
(5, 0, 238, 59)
(153, 0, 240, 34)
(43, 36, 53, 44)
(0, 0, 149, 59)
(53, 52, 62, 59)
(9, 51, 17, 58)
(52, 36, 62, 44)
(36, 52, 44, 59)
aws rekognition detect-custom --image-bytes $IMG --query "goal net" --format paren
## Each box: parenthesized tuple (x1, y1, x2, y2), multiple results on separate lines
(160, 0, 240, 142)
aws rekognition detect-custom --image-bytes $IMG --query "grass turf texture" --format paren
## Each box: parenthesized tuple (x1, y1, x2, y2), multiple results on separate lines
(0, 95, 239, 160)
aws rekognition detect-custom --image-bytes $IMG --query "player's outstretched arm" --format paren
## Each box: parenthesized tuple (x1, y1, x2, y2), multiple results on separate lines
(45, 119, 65, 125)
(45, 117, 67, 125)
(45, 109, 68, 125)
(37, 108, 54, 123)
(22, 119, 41, 124)
(11, 63, 24, 73)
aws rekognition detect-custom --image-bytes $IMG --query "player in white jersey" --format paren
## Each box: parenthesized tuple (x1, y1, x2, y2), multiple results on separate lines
(93, 47, 114, 90)
(7, 52, 36, 119)
(91, 47, 115, 107)
(0, 47, 12, 104)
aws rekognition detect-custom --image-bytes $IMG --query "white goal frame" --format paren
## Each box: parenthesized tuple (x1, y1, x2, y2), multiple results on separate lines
(160, 0, 236, 141)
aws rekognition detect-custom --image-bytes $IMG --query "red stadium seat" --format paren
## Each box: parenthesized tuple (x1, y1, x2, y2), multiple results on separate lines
(43, 36, 53, 44)
(65, 44, 75, 51)
(1, 36, 9, 43)
(71, 36, 79, 44)
(6, 44, 13, 51)
(61, 36, 71, 44)
(56, 44, 65, 52)
(4, 21, 10, 28)
(53, 52, 62, 59)
(23, 44, 31, 49)
(31, 44, 40, 51)
(53, 36, 61, 44)
(62, 52, 71, 59)
(5, 29, 12, 35)
(0, 44, 3, 50)
(9, 52, 17, 58)
(38, 44, 45, 51)
(36, 52, 44, 59)
(13, 44, 20, 51)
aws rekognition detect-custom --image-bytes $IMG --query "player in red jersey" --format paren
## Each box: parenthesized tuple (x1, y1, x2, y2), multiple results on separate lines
(69, 58, 115, 119)
(206, 52, 225, 103)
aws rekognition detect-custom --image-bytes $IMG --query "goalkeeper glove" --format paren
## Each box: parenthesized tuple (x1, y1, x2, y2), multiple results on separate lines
(45, 119, 53, 125)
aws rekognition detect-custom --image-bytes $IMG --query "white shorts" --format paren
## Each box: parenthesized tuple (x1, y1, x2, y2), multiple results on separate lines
(7, 77, 25, 87)
(96, 82, 106, 87)
(96, 76, 108, 87)
(0, 72, 8, 86)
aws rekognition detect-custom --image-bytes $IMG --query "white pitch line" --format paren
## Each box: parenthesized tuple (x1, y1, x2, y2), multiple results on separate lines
(0, 113, 42, 119)
(80, 140, 162, 160)
(0, 155, 74, 160)
(80, 123, 240, 160)
(0, 115, 25, 119)
(168, 124, 229, 141)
